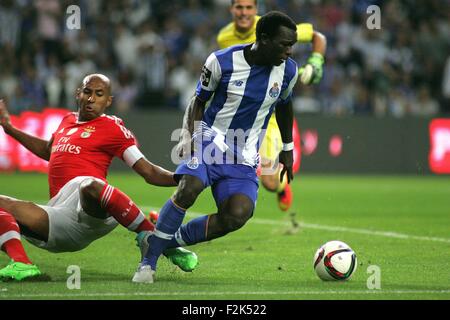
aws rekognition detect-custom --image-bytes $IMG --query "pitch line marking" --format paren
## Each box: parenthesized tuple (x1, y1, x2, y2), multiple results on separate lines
(1, 290, 450, 298)
(142, 207, 450, 244)
(33, 202, 450, 244)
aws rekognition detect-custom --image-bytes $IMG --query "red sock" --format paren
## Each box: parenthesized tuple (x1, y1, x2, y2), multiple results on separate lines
(100, 185, 154, 233)
(0, 209, 32, 264)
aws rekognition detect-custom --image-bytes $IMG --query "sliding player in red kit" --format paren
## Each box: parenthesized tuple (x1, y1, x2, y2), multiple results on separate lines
(0, 74, 198, 281)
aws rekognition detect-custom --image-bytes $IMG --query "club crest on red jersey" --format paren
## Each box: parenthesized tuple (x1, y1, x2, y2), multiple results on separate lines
(81, 126, 95, 138)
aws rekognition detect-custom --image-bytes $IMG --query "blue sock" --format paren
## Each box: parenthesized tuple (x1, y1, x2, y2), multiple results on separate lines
(143, 199, 185, 270)
(167, 215, 209, 248)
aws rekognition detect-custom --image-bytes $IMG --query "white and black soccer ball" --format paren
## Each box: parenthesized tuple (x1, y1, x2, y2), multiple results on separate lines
(313, 240, 357, 281)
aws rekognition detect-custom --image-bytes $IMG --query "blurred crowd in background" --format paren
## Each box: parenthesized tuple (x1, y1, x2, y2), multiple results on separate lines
(0, 0, 449, 117)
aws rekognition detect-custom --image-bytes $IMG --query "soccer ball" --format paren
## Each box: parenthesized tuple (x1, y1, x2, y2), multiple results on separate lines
(313, 240, 357, 281)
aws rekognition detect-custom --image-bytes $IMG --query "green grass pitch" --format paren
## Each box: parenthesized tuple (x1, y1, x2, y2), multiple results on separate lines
(0, 172, 449, 300)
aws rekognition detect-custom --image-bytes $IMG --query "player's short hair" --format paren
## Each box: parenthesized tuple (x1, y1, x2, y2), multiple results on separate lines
(82, 73, 112, 94)
(231, 0, 257, 5)
(255, 11, 296, 41)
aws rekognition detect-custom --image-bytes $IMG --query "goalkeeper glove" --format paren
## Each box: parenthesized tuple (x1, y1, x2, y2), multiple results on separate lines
(299, 52, 324, 85)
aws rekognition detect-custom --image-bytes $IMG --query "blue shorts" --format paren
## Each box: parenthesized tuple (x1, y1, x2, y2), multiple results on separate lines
(174, 158, 259, 208)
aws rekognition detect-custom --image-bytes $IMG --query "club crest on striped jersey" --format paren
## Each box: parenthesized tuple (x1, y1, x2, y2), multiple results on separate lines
(187, 156, 199, 169)
(81, 126, 95, 138)
(269, 82, 280, 98)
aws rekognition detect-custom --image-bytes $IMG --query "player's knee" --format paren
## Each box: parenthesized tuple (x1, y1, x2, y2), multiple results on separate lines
(0, 195, 11, 209)
(222, 212, 250, 233)
(0, 195, 19, 212)
(79, 179, 105, 201)
(173, 177, 203, 209)
(173, 186, 199, 209)
(223, 201, 253, 232)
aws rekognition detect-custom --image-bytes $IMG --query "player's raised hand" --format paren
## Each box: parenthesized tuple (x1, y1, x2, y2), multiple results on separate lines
(279, 150, 294, 184)
(0, 99, 12, 129)
(299, 52, 324, 85)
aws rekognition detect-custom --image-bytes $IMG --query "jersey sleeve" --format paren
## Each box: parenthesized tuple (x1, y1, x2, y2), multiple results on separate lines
(104, 117, 139, 161)
(297, 23, 314, 43)
(280, 62, 299, 103)
(195, 53, 222, 102)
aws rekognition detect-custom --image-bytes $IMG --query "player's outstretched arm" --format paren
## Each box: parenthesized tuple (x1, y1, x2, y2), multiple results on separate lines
(0, 99, 52, 161)
(132, 158, 177, 187)
(0, 99, 12, 129)
(275, 99, 294, 183)
(176, 95, 206, 158)
(298, 29, 327, 85)
(311, 31, 327, 57)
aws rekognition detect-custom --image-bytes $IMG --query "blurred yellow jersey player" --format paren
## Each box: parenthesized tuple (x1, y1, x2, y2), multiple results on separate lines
(217, 0, 327, 212)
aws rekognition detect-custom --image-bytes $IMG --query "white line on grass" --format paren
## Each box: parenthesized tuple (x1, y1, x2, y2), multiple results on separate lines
(1, 290, 449, 298)
(143, 207, 450, 244)
(32, 202, 450, 244)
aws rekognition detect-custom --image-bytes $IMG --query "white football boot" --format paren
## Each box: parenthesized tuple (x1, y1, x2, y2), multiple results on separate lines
(132, 264, 155, 284)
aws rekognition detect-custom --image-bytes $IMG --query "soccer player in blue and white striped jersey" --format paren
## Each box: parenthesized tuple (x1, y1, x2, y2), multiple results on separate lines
(133, 11, 299, 283)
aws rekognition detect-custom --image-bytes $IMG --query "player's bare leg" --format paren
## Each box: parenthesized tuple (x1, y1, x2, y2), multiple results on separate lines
(78, 179, 198, 273)
(205, 194, 254, 240)
(260, 163, 282, 192)
(155, 193, 254, 247)
(134, 175, 204, 282)
(79, 178, 154, 232)
(0, 195, 45, 281)
(134, 181, 254, 283)
(260, 161, 292, 211)
(134, 193, 254, 284)
(0, 196, 49, 242)
(140, 193, 253, 274)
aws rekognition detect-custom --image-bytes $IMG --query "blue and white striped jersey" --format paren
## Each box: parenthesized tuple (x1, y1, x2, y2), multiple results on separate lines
(195, 44, 298, 167)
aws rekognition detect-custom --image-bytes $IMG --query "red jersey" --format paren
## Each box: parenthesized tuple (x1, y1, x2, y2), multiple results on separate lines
(48, 112, 137, 198)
